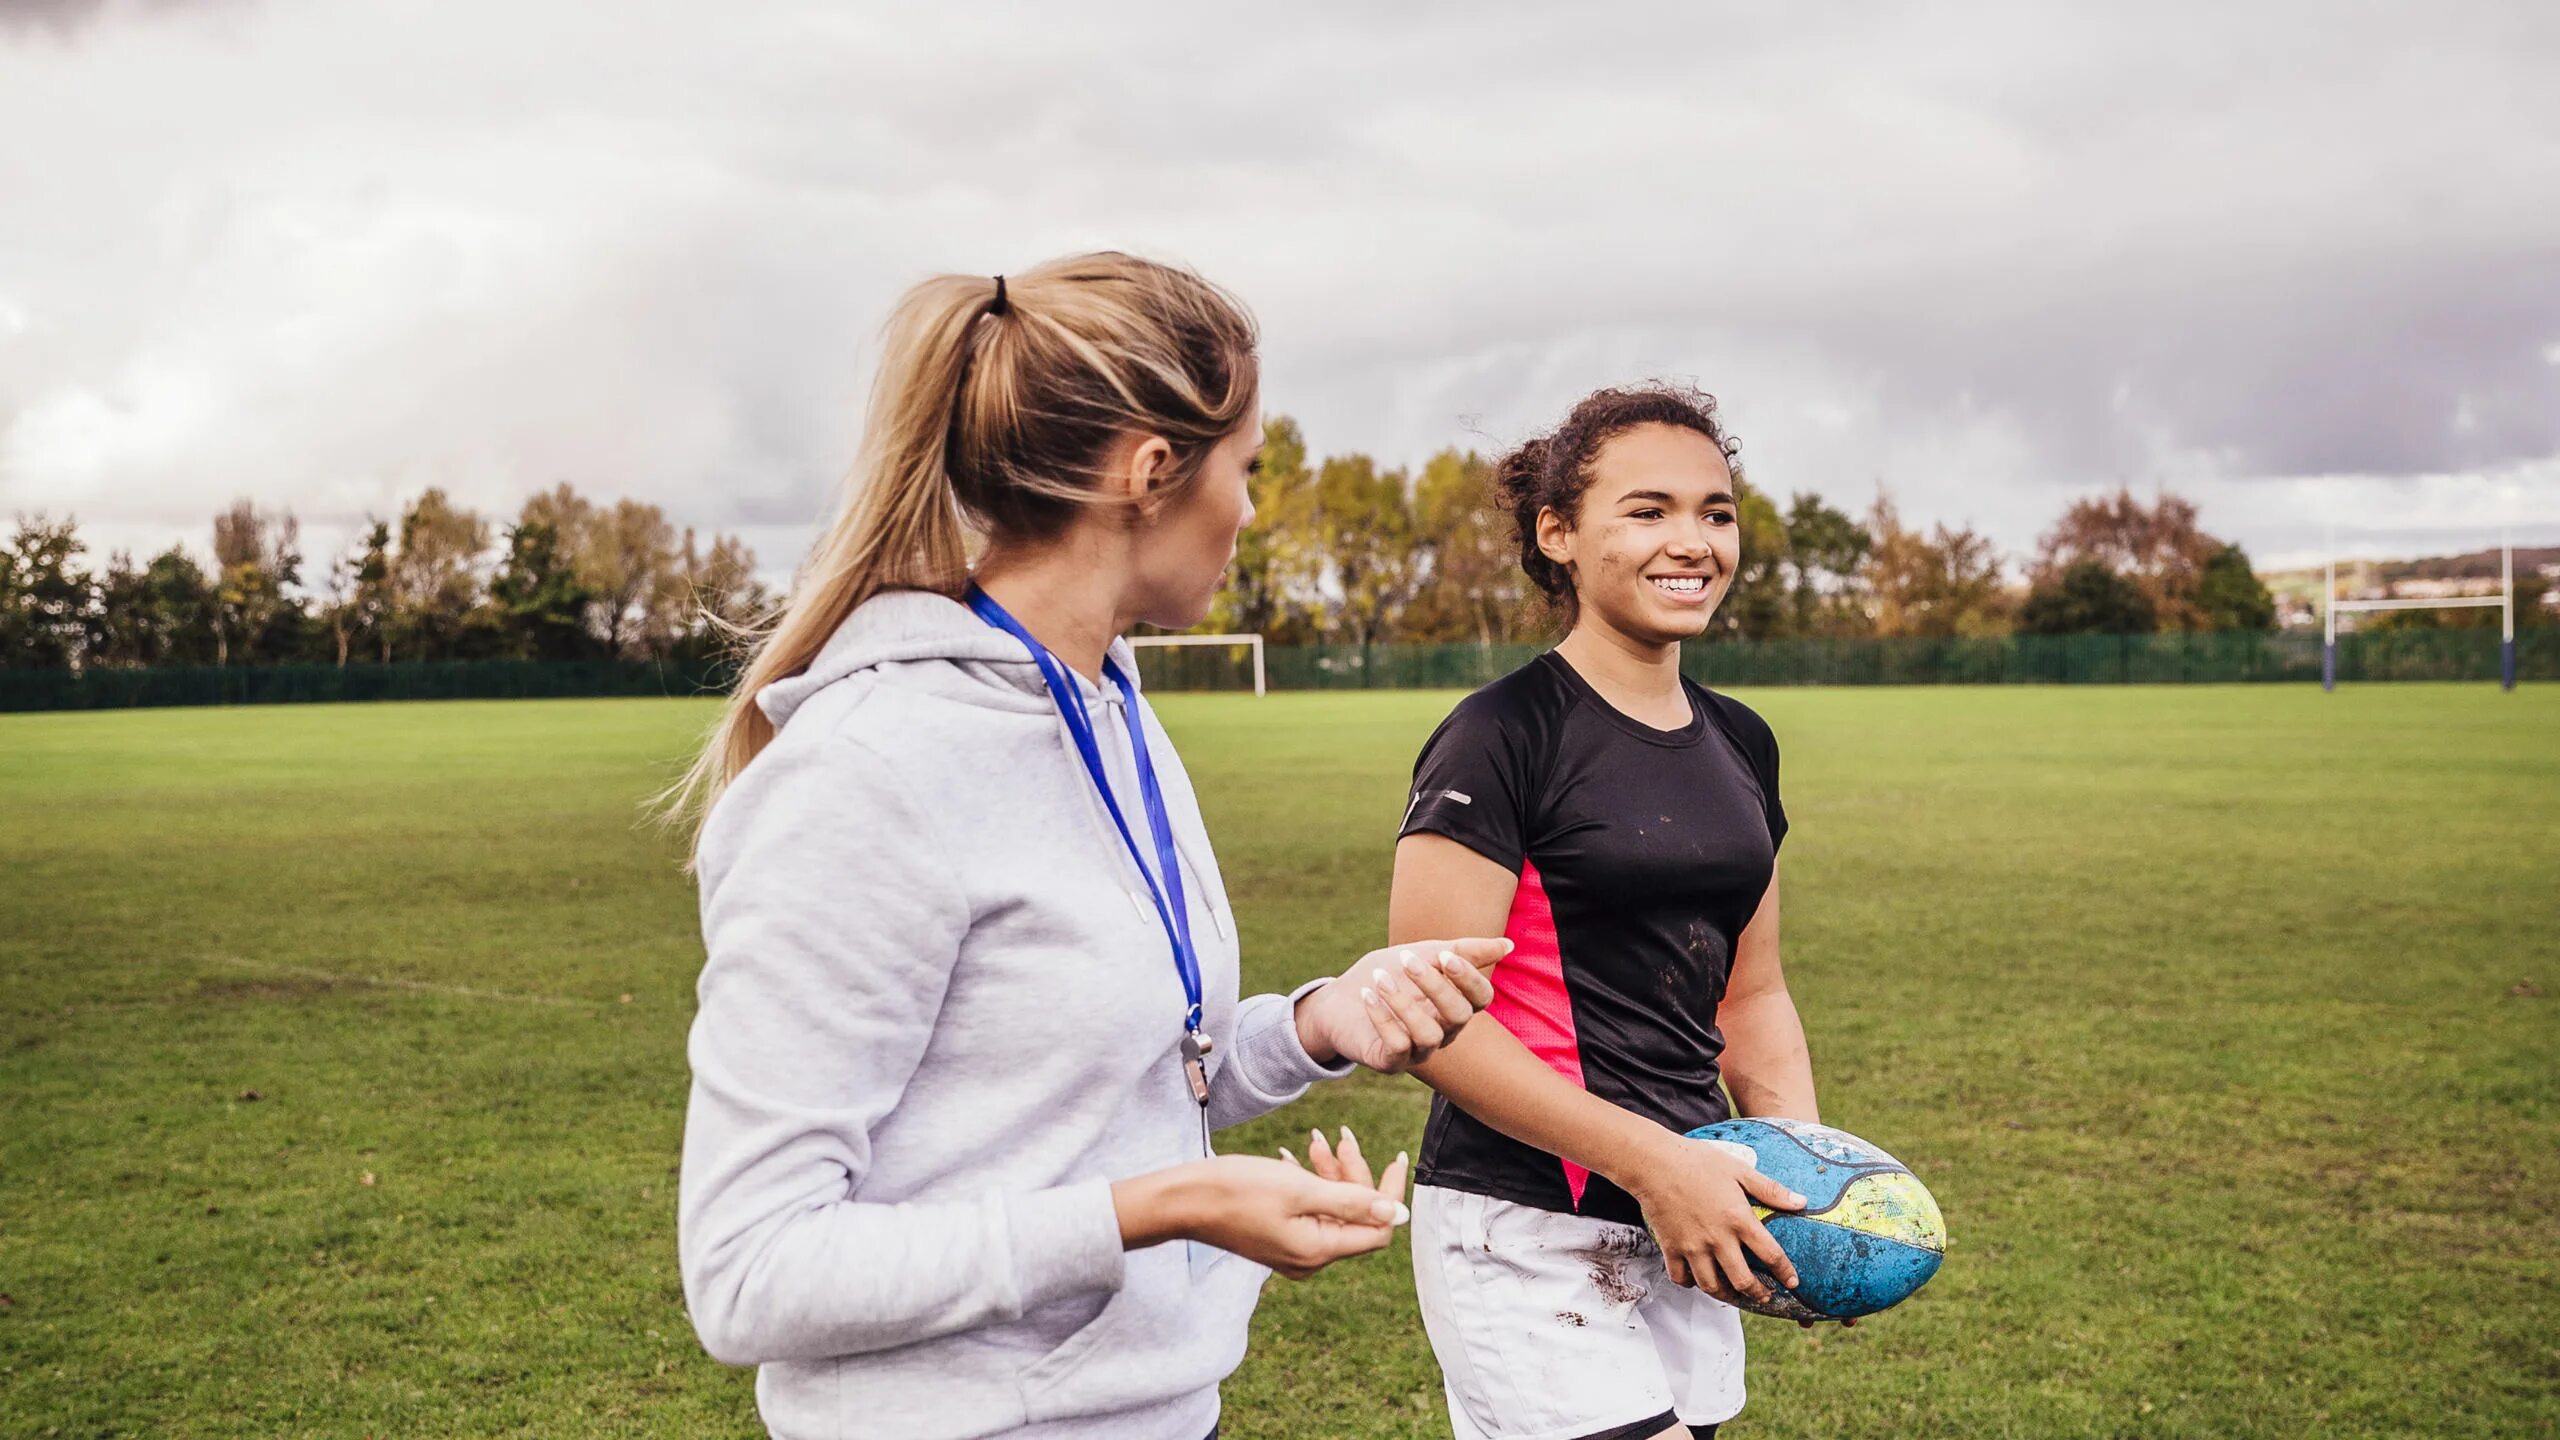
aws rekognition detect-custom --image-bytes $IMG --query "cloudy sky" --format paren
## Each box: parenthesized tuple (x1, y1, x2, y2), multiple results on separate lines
(4, 0, 2557, 584)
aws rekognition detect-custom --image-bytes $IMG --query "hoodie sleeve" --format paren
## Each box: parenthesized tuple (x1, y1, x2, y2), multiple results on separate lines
(678, 730, 1127, 1368)
(1205, 979, 1358, 1131)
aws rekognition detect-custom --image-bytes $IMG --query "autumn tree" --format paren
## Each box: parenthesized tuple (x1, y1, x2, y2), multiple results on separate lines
(1704, 487, 1793, 641)
(2033, 487, 2225, 631)
(209, 500, 306, 665)
(1399, 447, 1538, 645)
(1313, 452, 1420, 649)
(1206, 418, 1323, 641)
(1860, 495, 2012, 638)
(671, 527, 769, 664)
(520, 484, 689, 656)
(390, 489, 492, 660)
(585, 500, 687, 656)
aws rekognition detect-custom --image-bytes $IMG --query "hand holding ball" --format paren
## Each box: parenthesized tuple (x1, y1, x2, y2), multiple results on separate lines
(1684, 1117, 1946, 1323)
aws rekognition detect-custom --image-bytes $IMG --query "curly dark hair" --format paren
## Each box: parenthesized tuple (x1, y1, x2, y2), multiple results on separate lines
(1490, 381, 1743, 625)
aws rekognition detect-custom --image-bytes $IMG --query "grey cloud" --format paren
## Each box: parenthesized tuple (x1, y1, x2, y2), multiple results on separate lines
(0, 0, 250, 40)
(2, 0, 2556, 576)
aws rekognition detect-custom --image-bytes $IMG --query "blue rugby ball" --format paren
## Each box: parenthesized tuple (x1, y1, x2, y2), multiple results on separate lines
(1686, 1116, 1945, 1322)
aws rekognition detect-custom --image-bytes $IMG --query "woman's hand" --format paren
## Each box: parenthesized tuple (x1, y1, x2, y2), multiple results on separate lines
(1111, 1128, 1411, 1279)
(1294, 937, 1508, 1073)
(1621, 1133, 1808, 1310)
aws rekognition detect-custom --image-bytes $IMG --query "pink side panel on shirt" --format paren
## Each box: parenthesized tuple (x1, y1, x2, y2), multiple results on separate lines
(1488, 860, 1592, 1208)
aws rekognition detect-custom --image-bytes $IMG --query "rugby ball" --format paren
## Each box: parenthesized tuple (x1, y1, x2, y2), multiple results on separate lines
(1686, 1116, 1945, 1322)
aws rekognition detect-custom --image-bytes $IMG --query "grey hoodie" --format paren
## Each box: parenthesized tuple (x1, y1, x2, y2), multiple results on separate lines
(680, 590, 1353, 1440)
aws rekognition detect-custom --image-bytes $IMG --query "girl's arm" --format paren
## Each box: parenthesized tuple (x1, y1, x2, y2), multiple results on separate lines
(1715, 872, 1818, 1122)
(1390, 833, 1805, 1307)
(1199, 933, 1501, 1134)
(1137, 698, 1499, 1134)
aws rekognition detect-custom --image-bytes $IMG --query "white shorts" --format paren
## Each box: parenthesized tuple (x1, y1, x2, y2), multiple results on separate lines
(1411, 1184, 1745, 1440)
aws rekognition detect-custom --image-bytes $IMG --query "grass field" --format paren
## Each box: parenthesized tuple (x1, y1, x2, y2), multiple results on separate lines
(2, 684, 2555, 1438)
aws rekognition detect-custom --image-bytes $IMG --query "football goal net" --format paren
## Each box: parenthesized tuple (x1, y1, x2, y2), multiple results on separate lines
(1125, 633, 1267, 696)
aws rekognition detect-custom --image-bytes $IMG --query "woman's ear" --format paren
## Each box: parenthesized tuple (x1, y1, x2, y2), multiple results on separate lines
(1107, 434, 1177, 513)
(1534, 504, 1575, 570)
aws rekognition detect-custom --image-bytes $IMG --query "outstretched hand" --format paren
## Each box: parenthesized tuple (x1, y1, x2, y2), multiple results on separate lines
(1294, 937, 1509, 1073)
(1112, 1128, 1413, 1280)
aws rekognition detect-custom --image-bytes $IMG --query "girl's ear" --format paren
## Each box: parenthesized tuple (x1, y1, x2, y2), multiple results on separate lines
(1534, 504, 1575, 570)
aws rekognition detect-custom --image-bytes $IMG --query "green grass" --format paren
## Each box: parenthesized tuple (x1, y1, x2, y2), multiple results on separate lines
(2, 685, 2555, 1438)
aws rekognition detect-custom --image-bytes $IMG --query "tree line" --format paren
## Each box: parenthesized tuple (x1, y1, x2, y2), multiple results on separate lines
(0, 414, 2320, 673)
(0, 486, 767, 672)
(1199, 417, 2284, 647)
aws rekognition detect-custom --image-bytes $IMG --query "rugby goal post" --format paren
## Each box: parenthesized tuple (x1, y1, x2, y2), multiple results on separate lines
(1125, 633, 1266, 697)
(2323, 531, 2515, 692)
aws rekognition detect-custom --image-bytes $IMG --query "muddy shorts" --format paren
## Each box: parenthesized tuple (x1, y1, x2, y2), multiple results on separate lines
(1411, 1185, 1743, 1440)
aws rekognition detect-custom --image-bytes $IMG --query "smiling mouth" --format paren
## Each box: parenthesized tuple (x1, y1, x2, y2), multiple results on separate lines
(1648, 574, 1713, 598)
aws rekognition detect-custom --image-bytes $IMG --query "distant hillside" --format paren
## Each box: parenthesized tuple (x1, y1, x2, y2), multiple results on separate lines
(2264, 545, 2560, 586)
(2260, 544, 2559, 629)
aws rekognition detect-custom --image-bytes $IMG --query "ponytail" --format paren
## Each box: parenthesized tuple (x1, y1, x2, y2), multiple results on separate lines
(658, 253, 1257, 852)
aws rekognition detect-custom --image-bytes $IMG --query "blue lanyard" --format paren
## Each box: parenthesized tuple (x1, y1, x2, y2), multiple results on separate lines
(964, 584, 1209, 1087)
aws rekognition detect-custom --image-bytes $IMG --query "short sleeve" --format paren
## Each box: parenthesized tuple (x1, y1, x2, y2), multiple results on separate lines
(1398, 697, 1532, 874)
(1699, 686, 1787, 855)
(1761, 731, 1789, 854)
(1728, 694, 1788, 853)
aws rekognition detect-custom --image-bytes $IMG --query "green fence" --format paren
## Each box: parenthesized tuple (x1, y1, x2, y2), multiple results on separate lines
(1136, 629, 2559, 693)
(0, 658, 730, 714)
(1, 630, 2548, 714)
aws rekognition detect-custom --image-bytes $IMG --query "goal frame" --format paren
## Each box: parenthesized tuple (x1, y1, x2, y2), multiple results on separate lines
(2323, 534, 2515, 692)
(1125, 633, 1267, 697)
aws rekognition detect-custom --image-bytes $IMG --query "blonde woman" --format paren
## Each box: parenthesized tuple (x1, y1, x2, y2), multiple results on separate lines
(669, 252, 1508, 1440)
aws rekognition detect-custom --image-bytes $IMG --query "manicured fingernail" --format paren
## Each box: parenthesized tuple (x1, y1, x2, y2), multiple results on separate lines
(1339, 1126, 1354, 1144)
(1398, 948, 1418, 966)
(1391, 1202, 1412, 1226)
(1402, 952, 1427, 975)
(1397, 1151, 1410, 1167)
(1311, 1129, 1327, 1150)
(1371, 968, 1394, 992)
(1359, 986, 1378, 1006)
(1438, 949, 1467, 973)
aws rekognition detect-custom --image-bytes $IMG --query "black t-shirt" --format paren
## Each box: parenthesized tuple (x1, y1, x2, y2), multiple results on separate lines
(1400, 650, 1787, 1227)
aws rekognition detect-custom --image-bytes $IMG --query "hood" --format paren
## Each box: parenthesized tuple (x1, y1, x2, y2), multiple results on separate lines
(753, 588, 1143, 732)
